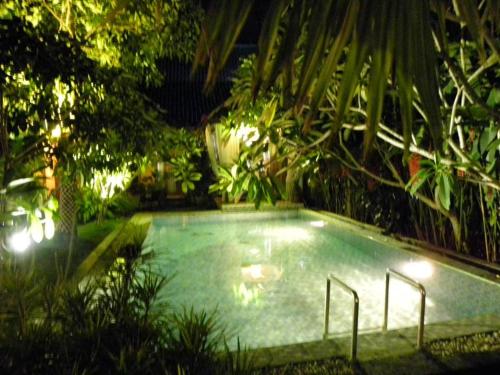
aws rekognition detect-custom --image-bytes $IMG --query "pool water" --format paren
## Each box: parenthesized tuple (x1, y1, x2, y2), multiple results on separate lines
(142, 210, 500, 349)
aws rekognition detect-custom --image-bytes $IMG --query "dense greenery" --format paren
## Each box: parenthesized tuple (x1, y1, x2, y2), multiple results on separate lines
(0, 1, 499, 373)
(202, 1, 499, 261)
(0, 0, 205, 243)
(0, 224, 251, 374)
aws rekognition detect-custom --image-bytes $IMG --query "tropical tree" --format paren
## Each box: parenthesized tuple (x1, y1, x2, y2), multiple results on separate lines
(199, 1, 499, 259)
(0, 0, 203, 252)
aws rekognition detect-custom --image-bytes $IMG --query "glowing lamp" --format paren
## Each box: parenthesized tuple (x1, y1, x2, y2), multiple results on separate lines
(8, 229, 31, 253)
(402, 260, 434, 280)
(310, 220, 326, 228)
(51, 125, 62, 139)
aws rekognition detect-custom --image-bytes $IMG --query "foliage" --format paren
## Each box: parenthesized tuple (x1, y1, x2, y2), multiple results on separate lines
(166, 307, 225, 374)
(171, 155, 203, 194)
(195, 0, 498, 155)
(205, 2, 499, 260)
(158, 128, 207, 195)
(76, 164, 139, 224)
(0, 236, 250, 374)
(0, 0, 203, 240)
(77, 187, 139, 224)
(165, 128, 205, 194)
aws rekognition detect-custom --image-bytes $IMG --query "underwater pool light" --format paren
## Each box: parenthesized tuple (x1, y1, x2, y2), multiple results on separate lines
(310, 220, 326, 228)
(402, 260, 434, 280)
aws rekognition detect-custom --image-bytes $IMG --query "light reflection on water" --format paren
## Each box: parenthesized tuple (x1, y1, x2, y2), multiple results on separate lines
(142, 214, 500, 350)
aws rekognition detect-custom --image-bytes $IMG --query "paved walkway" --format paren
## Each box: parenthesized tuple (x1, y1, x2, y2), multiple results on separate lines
(250, 315, 500, 373)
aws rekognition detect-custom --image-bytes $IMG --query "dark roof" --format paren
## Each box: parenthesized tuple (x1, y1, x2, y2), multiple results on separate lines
(147, 44, 256, 127)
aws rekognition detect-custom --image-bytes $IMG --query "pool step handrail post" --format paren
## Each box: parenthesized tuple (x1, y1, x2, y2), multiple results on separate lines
(383, 268, 427, 349)
(323, 274, 360, 362)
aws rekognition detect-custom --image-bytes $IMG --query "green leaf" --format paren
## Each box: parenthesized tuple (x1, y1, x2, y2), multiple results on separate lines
(407, 168, 432, 195)
(437, 175, 451, 210)
(332, 1, 371, 134)
(411, 0, 442, 150)
(264, 0, 304, 92)
(295, 0, 335, 109)
(486, 138, 500, 161)
(191, 172, 202, 181)
(486, 88, 500, 107)
(395, 0, 414, 160)
(364, 0, 397, 157)
(303, 0, 359, 133)
(253, 0, 287, 96)
(479, 127, 495, 154)
(486, 159, 497, 174)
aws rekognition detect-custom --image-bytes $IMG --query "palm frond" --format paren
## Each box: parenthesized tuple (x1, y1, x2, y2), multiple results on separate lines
(411, 0, 442, 150)
(302, 0, 359, 133)
(395, 0, 414, 162)
(193, 0, 254, 92)
(364, 0, 397, 158)
(295, 0, 335, 110)
(253, 0, 288, 97)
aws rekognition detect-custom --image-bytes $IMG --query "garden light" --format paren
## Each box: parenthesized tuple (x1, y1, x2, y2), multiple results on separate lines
(8, 228, 31, 253)
(51, 124, 62, 139)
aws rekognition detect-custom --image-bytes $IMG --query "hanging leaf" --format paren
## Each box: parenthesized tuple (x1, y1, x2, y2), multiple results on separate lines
(364, 0, 397, 158)
(331, 1, 372, 135)
(411, 0, 442, 151)
(395, 0, 414, 162)
(295, 0, 335, 110)
(436, 174, 451, 210)
(195, 0, 254, 92)
(253, 0, 288, 97)
(264, 0, 304, 93)
(302, 0, 359, 133)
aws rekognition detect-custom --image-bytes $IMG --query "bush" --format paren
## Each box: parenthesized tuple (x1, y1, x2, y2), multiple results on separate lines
(0, 240, 250, 374)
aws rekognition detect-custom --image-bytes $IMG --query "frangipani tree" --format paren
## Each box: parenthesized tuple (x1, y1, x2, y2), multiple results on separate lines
(199, 1, 499, 259)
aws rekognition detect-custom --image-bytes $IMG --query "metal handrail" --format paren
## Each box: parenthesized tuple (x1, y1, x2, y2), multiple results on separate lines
(324, 274, 359, 361)
(383, 268, 427, 349)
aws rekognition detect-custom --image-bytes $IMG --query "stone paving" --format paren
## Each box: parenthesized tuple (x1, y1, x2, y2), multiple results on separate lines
(248, 315, 500, 372)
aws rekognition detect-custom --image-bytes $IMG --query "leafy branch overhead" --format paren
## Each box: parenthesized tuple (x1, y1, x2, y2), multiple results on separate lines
(195, 0, 500, 157)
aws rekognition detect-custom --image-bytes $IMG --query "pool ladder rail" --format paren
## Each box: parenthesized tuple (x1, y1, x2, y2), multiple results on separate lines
(323, 268, 427, 362)
(323, 274, 359, 361)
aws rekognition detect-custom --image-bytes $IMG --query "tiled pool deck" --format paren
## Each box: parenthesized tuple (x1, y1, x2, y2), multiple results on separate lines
(94, 208, 500, 372)
(248, 315, 500, 367)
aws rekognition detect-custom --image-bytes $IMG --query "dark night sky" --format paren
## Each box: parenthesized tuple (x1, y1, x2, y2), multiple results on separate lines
(200, 0, 269, 44)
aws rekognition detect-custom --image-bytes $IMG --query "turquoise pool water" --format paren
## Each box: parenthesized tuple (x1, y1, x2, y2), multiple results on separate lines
(142, 210, 500, 349)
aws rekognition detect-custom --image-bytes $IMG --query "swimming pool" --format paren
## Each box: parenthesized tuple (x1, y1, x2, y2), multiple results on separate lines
(141, 209, 500, 350)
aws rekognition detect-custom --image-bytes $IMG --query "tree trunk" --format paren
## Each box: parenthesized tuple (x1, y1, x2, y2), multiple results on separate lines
(57, 178, 78, 277)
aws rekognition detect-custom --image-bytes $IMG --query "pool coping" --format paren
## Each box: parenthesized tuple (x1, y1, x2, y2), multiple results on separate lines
(83, 208, 500, 368)
(312, 210, 500, 273)
(302, 209, 500, 284)
(246, 315, 500, 368)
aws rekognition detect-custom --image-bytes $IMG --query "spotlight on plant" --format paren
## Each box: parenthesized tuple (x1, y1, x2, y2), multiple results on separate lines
(8, 228, 31, 253)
